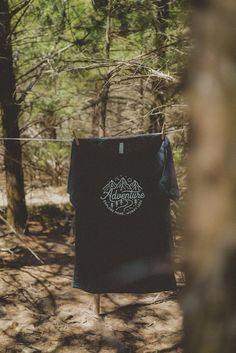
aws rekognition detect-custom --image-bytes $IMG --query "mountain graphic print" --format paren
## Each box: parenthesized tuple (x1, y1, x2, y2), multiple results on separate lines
(100, 176, 145, 215)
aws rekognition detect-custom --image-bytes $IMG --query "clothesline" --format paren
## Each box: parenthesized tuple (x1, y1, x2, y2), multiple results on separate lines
(0, 137, 72, 143)
(0, 128, 186, 143)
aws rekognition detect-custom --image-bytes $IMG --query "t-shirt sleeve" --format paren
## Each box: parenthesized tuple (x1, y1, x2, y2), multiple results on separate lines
(67, 140, 79, 208)
(158, 136, 179, 200)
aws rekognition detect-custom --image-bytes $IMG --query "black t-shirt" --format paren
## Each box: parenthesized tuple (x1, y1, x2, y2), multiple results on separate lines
(68, 134, 177, 293)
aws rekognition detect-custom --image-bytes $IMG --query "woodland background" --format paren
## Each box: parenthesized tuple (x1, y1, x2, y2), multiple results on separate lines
(0, 0, 189, 230)
(1, 1, 236, 353)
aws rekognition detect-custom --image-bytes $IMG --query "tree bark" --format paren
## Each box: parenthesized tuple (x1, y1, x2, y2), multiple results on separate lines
(155, 0, 169, 47)
(184, 1, 236, 352)
(149, 0, 170, 133)
(91, 83, 100, 136)
(99, 0, 112, 137)
(0, 0, 28, 231)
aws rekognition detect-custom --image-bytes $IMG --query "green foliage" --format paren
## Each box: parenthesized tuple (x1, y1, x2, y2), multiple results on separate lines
(173, 146, 185, 164)
(0, 0, 190, 187)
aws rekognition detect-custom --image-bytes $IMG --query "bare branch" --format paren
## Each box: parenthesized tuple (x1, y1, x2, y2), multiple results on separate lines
(0, 212, 44, 264)
(10, 0, 33, 17)
(17, 43, 73, 83)
(17, 64, 45, 104)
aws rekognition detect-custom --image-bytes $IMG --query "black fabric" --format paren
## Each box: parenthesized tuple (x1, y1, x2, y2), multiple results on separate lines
(158, 136, 179, 201)
(68, 134, 177, 293)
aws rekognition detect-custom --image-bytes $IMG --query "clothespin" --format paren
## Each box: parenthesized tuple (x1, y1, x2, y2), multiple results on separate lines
(73, 130, 80, 146)
(161, 122, 166, 141)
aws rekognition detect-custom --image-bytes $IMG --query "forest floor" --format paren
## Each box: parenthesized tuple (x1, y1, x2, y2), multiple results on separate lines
(0, 187, 70, 208)
(0, 205, 184, 353)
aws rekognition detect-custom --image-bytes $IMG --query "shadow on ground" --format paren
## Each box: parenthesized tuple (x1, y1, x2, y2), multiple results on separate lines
(0, 205, 183, 353)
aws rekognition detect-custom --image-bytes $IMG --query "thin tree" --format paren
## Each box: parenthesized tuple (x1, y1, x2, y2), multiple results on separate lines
(99, 0, 112, 137)
(0, 0, 28, 231)
(149, 0, 170, 133)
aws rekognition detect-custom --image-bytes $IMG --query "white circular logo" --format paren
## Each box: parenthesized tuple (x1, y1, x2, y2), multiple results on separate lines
(100, 176, 145, 215)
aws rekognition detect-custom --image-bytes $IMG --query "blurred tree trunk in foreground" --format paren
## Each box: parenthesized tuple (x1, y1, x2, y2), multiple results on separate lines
(0, 0, 28, 231)
(184, 0, 236, 352)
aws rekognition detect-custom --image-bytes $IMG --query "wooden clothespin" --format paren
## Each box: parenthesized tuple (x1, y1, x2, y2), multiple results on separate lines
(161, 122, 166, 141)
(73, 130, 80, 146)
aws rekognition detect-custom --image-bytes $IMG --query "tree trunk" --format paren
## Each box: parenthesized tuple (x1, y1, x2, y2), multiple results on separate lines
(99, 0, 112, 137)
(155, 0, 169, 47)
(0, 0, 28, 231)
(184, 1, 236, 352)
(149, 0, 170, 133)
(99, 76, 110, 137)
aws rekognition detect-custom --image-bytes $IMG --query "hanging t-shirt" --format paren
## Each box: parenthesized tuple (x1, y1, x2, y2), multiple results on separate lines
(68, 134, 179, 293)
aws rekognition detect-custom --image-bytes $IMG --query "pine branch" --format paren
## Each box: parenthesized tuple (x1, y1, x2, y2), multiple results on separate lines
(10, 0, 33, 17)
